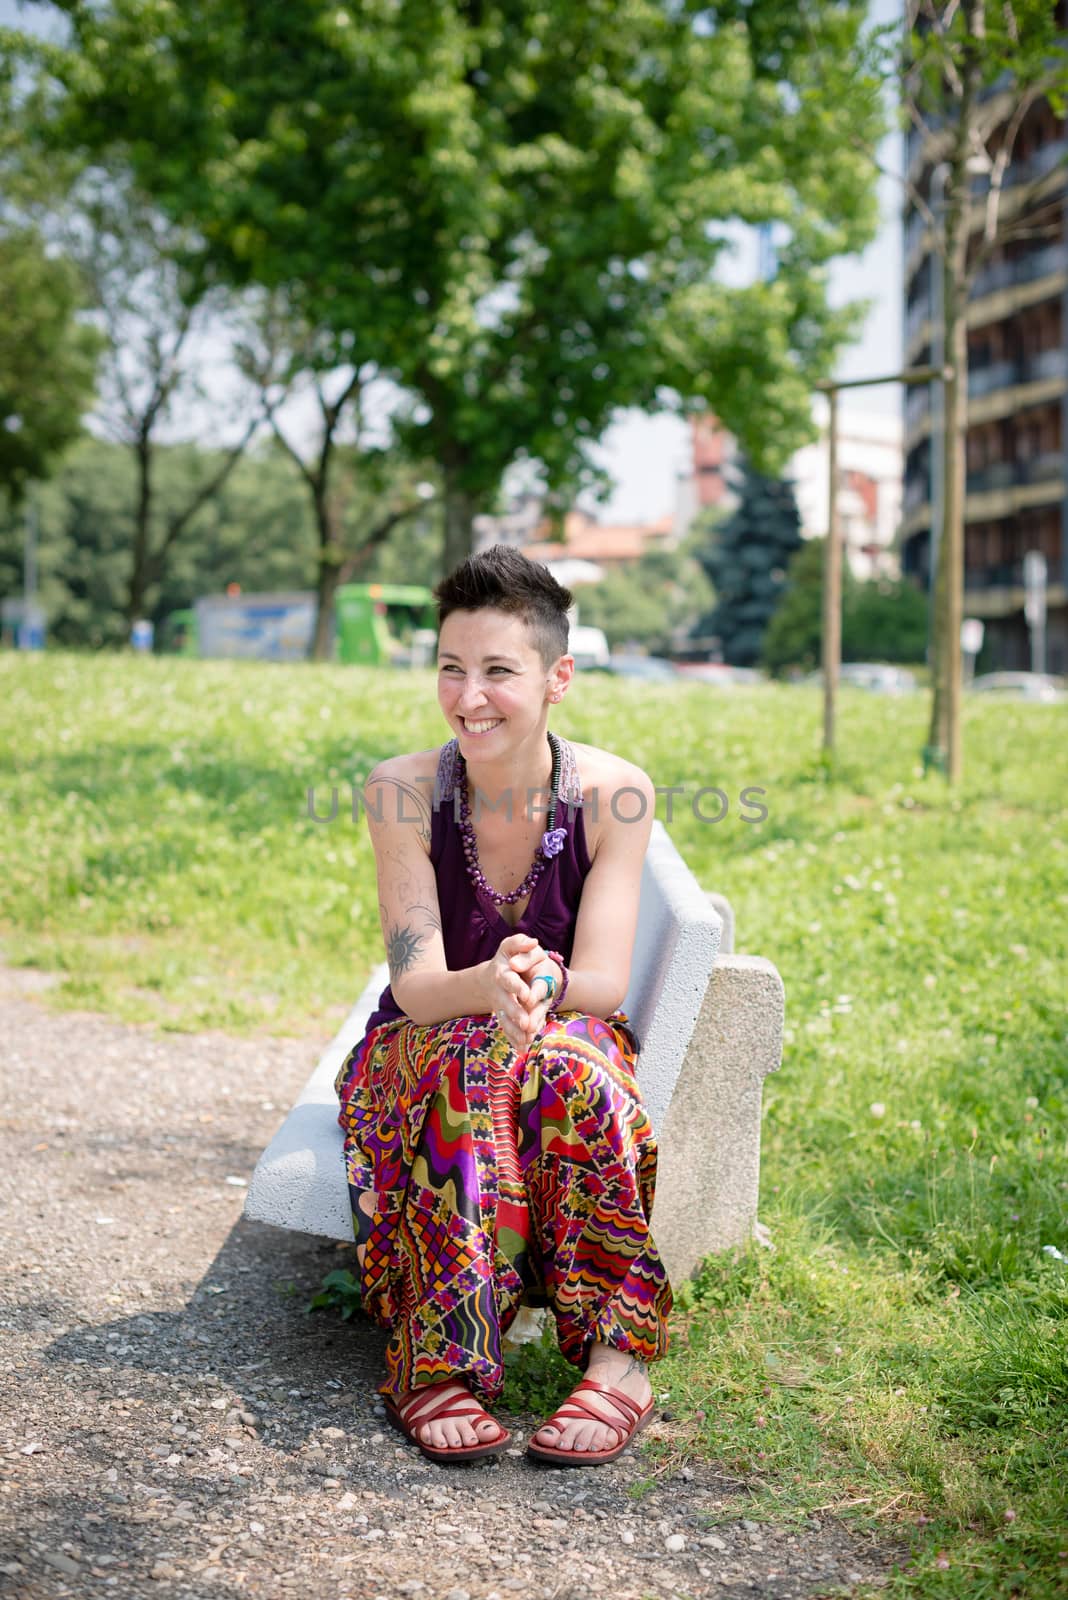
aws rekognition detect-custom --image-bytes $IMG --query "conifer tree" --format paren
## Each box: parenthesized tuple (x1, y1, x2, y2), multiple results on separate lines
(694, 463, 802, 666)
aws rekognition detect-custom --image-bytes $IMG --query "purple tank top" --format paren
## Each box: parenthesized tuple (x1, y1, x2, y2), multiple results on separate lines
(362, 737, 591, 1035)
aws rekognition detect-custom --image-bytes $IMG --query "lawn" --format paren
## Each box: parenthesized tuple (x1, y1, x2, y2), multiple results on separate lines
(2, 652, 1066, 1596)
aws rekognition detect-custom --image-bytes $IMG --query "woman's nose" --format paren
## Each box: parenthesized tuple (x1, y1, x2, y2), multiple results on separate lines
(457, 677, 489, 711)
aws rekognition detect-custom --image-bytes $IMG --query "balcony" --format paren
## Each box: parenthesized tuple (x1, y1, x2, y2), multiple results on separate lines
(1020, 348, 1068, 385)
(966, 561, 1023, 591)
(971, 257, 1017, 299)
(1020, 137, 1068, 185)
(966, 461, 1018, 495)
(972, 243, 1068, 301)
(1018, 243, 1068, 285)
(1017, 452, 1065, 486)
(968, 361, 1019, 397)
(905, 297, 932, 347)
(906, 386, 931, 435)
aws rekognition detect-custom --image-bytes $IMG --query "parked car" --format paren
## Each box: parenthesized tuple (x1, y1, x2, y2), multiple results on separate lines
(805, 663, 917, 694)
(568, 624, 611, 670)
(838, 663, 917, 694)
(675, 662, 742, 686)
(969, 671, 1065, 703)
(603, 654, 679, 682)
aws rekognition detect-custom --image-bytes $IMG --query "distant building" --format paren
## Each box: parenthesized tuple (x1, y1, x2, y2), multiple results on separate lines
(523, 508, 676, 571)
(791, 406, 905, 582)
(690, 416, 738, 510)
(899, 92, 1066, 673)
(677, 406, 904, 582)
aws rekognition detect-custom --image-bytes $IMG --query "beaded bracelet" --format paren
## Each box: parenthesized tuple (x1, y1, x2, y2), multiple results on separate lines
(545, 950, 570, 1011)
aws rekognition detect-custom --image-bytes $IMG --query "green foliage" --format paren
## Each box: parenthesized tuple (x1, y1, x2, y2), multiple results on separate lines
(0, 53, 101, 500)
(0, 436, 318, 647)
(845, 572, 929, 665)
(763, 538, 931, 676)
(500, 1321, 575, 1418)
(760, 536, 831, 675)
(693, 461, 802, 665)
(0, 226, 101, 499)
(572, 541, 714, 655)
(50, 0, 886, 561)
(307, 1268, 362, 1321)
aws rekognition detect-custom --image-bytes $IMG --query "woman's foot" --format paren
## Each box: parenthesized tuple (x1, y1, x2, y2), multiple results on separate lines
(385, 1378, 510, 1462)
(529, 1345, 653, 1462)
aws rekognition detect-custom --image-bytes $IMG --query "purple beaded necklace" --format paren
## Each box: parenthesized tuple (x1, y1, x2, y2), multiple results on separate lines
(457, 731, 569, 907)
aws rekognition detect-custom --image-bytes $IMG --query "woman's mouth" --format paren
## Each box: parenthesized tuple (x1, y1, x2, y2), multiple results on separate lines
(461, 717, 503, 736)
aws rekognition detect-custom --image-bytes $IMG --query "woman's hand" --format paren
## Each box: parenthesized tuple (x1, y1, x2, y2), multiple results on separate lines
(489, 937, 561, 1054)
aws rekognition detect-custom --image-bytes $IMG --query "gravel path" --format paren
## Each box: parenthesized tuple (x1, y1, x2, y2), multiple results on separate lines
(0, 965, 901, 1600)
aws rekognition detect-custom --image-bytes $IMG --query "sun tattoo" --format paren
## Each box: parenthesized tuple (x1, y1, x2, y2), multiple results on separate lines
(386, 923, 423, 979)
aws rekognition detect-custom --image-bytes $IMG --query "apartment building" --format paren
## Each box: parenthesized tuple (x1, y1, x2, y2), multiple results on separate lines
(900, 96, 1067, 674)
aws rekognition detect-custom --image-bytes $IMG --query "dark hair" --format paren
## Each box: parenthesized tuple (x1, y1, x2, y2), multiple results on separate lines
(434, 544, 573, 668)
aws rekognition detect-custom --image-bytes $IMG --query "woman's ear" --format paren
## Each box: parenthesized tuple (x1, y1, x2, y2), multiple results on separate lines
(547, 653, 575, 703)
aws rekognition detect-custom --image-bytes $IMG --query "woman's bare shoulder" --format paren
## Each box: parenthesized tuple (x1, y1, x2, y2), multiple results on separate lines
(365, 746, 444, 789)
(567, 739, 654, 800)
(362, 747, 445, 850)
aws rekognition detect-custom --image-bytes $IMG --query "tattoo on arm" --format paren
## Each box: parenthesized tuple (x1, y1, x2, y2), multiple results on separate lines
(386, 922, 424, 981)
(408, 901, 441, 933)
(383, 778, 432, 847)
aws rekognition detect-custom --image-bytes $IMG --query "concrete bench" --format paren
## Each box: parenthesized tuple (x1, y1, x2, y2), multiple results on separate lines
(245, 822, 785, 1289)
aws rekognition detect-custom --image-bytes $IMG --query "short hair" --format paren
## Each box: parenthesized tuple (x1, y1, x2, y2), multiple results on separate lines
(434, 545, 573, 668)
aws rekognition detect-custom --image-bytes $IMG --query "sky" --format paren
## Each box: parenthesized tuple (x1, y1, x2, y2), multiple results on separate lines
(3, 0, 906, 525)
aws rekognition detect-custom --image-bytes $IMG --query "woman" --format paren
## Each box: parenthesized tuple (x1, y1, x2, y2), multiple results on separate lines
(335, 545, 671, 1466)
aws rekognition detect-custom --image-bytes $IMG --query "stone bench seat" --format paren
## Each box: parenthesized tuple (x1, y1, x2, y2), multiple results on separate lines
(244, 822, 785, 1288)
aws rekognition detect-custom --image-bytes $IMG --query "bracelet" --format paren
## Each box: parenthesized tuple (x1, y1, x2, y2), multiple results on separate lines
(545, 950, 570, 1010)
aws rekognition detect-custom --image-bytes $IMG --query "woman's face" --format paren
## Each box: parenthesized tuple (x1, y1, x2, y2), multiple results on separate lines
(436, 608, 570, 758)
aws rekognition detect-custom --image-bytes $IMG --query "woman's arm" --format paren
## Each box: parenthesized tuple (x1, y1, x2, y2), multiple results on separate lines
(515, 757, 656, 1028)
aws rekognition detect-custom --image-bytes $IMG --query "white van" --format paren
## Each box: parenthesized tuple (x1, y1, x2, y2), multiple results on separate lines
(568, 624, 611, 670)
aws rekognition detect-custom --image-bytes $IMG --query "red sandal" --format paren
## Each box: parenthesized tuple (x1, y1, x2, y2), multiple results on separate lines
(526, 1377, 654, 1466)
(384, 1379, 511, 1465)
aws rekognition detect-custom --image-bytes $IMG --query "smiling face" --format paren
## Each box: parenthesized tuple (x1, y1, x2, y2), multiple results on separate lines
(437, 607, 572, 762)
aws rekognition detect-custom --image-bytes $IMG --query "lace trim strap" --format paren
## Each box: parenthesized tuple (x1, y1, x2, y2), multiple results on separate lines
(433, 735, 583, 811)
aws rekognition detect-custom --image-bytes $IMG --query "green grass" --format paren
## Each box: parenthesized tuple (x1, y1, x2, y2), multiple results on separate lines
(2, 652, 1066, 1594)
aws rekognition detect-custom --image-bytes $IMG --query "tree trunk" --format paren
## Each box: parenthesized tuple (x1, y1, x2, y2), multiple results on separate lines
(442, 467, 478, 575)
(127, 434, 153, 630)
(311, 488, 343, 662)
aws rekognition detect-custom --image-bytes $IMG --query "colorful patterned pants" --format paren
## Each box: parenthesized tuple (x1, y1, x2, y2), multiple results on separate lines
(334, 1010, 672, 1401)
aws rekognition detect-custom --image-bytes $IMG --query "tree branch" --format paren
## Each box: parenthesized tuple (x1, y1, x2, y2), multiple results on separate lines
(150, 414, 261, 576)
(981, 84, 1043, 245)
(336, 494, 438, 587)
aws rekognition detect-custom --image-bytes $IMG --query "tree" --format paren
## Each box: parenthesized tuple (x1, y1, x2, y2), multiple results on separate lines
(693, 462, 802, 666)
(0, 228, 101, 501)
(237, 299, 438, 660)
(845, 575, 929, 667)
(47, 0, 887, 570)
(896, 1, 1068, 780)
(0, 59, 100, 500)
(762, 538, 929, 677)
(0, 434, 320, 647)
(59, 169, 261, 629)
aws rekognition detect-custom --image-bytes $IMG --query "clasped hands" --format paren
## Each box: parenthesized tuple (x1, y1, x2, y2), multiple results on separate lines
(486, 933, 560, 1055)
